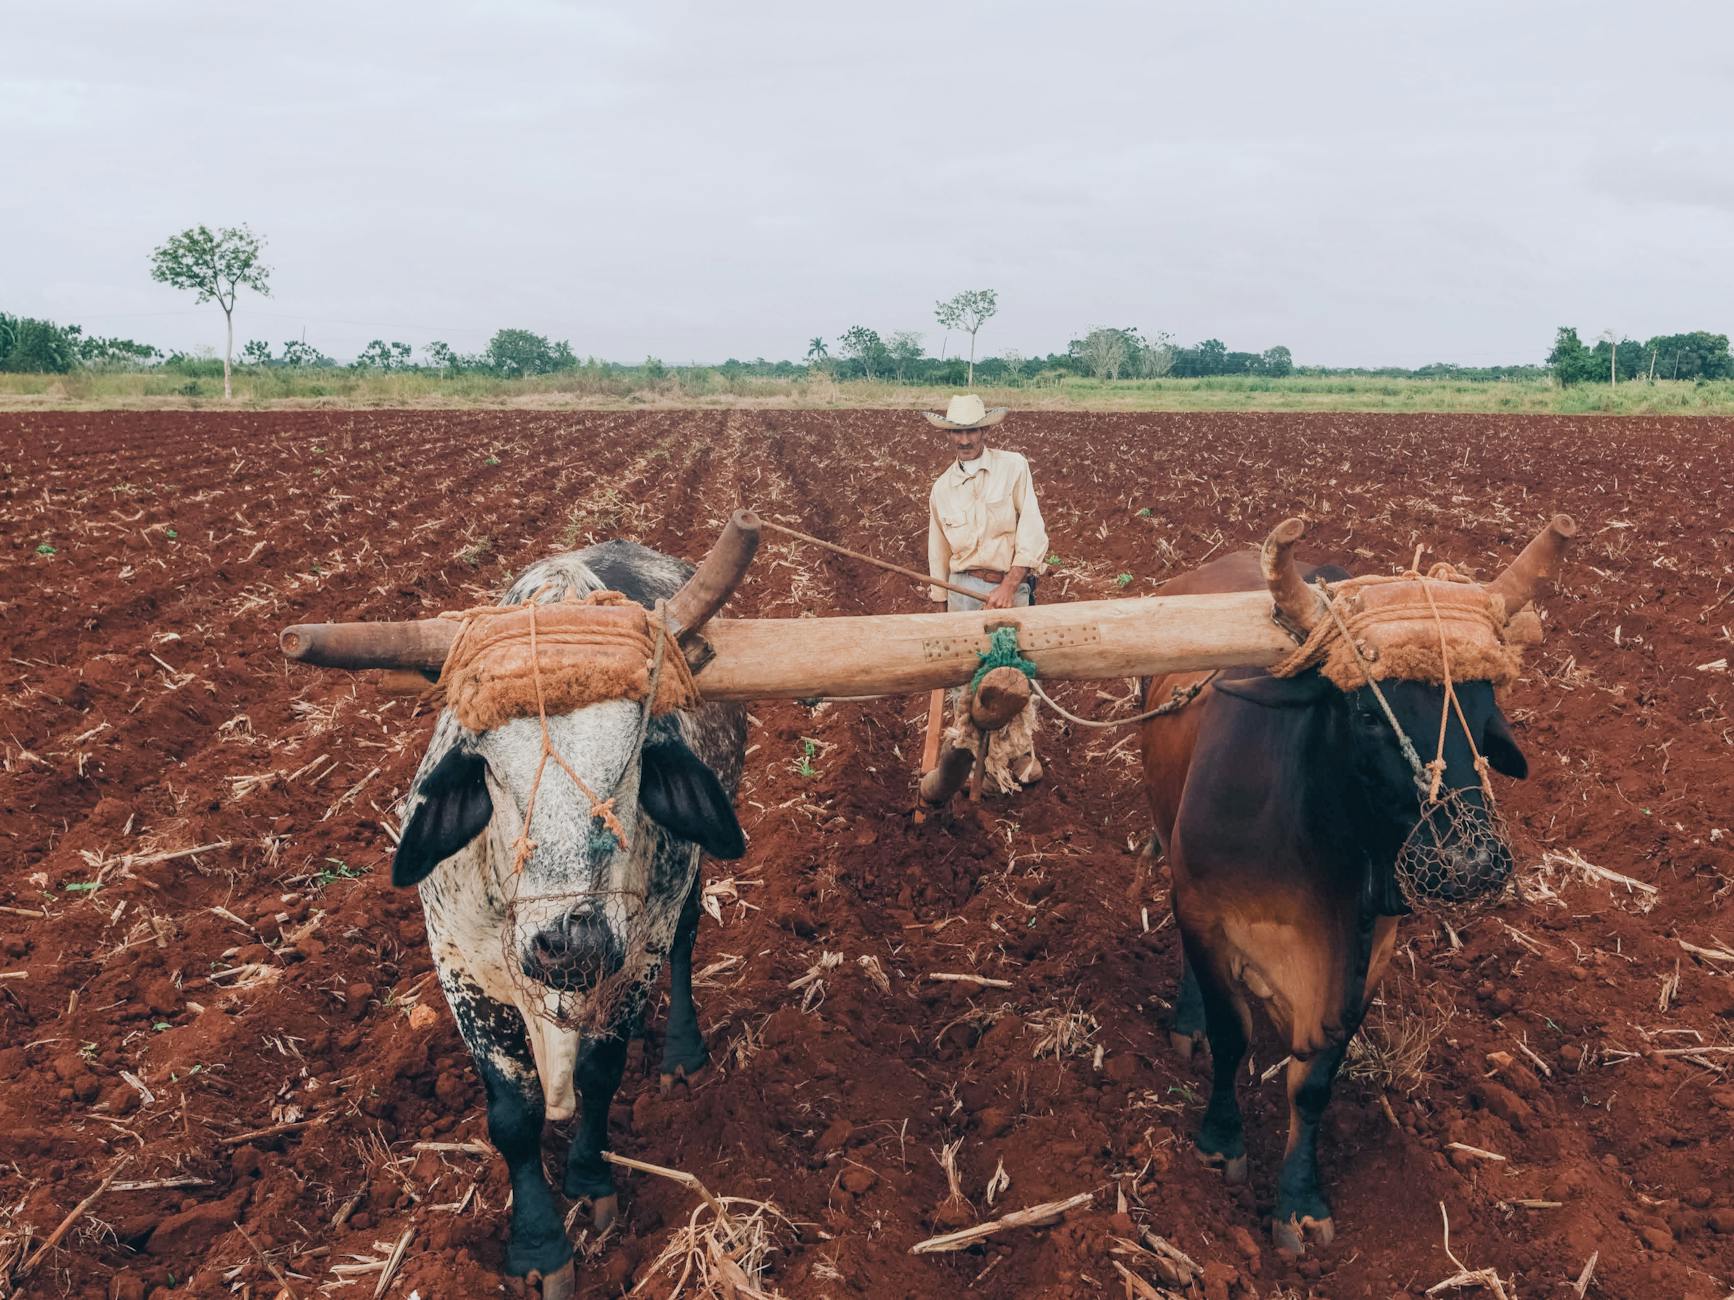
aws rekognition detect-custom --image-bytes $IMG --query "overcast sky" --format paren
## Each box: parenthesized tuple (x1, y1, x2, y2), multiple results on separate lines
(4, 1, 1730, 367)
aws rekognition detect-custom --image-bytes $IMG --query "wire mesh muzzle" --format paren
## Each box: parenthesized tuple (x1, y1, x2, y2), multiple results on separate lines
(499, 882, 667, 1035)
(1393, 782, 1516, 920)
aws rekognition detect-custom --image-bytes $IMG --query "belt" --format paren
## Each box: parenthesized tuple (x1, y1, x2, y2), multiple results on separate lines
(961, 568, 1026, 585)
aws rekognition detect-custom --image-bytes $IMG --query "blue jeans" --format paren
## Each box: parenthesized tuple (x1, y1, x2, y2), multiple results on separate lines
(945, 573, 1033, 614)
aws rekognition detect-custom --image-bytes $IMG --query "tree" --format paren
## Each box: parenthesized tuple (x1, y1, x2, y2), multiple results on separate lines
(805, 336, 830, 374)
(934, 289, 998, 387)
(0, 314, 81, 372)
(148, 224, 271, 400)
(355, 339, 413, 371)
(75, 332, 161, 369)
(1257, 345, 1294, 377)
(280, 339, 330, 368)
(1547, 327, 1598, 386)
(484, 328, 572, 377)
(241, 340, 273, 367)
(838, 325, 888, 380)
(1138, 331, 1176, 378)
(425, 341, 463, 373)
(887, 330, 924, 382)
(1074, 327, 1132, 379)
(999, 349, 1025, 384)
(1639, 331, 1732, 381)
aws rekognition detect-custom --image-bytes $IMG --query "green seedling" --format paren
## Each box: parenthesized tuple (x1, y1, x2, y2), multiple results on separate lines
(1115, 573, 1135, 588)
(313, 858, 366, 889)
(35, 542, 56, 556)
(793, 737, 820, 778)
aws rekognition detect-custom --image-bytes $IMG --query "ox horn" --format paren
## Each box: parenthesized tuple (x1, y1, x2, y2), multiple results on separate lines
(279, 510, 761, 672)
(1485, 514, 1577, 615)
(664, 509, 761, 640)
(1261, 517, 1325, 637)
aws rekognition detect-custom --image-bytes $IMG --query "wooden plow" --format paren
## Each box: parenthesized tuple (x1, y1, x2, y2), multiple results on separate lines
(278, 508, 1576, 810)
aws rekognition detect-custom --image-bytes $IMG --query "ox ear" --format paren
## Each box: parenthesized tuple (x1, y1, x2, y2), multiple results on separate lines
(640, 738, 746, 861)
(1213, 671, 1334, 709)
(393, 746, 493, 887)
(1481, 711, 1528, 779)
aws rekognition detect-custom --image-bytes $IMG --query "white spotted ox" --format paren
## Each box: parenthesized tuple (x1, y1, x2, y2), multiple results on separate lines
(284, 520, 760, 1298)
(395, 542, 745, 1293)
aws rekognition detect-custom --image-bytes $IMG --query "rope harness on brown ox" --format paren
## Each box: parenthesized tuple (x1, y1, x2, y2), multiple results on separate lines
(1269, 560, 1533, 918)
(432, 589, 700, 1031)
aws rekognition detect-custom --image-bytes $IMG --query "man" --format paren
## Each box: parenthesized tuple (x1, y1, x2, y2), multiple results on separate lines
(924, 393, 1049, 786)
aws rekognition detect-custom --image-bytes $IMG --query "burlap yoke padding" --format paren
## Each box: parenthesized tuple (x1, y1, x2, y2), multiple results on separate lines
(1271, 570, 1526, 690)
(436, 591, 697, 733)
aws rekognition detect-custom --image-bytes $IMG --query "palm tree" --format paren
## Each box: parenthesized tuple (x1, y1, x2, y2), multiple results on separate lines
(805, 337, 828, 362)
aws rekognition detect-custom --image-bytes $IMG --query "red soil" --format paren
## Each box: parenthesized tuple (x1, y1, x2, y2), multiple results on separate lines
(1, 409, 1731, 1299)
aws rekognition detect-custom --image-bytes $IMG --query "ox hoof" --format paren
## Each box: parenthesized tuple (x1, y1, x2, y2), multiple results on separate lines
(659, 1063, 701, 1096)
(590, 1192, 620, 1233)
(1167, 1030, 1203, 1064)
(1193, 1144, 1248, 1185)
(1272, 1214, 1335, 1258)
(520, 1261, 576, 1300)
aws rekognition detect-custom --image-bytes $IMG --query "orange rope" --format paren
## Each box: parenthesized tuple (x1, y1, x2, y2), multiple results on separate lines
(508, 595, 628, 875)
(1416, 573, 1498, 808)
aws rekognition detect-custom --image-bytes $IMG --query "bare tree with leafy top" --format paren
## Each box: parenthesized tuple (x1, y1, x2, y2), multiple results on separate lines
(934, 289, 997, 387)
(148, 224, 271, 400)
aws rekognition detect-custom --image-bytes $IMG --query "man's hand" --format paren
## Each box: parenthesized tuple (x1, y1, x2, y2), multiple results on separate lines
(982, 578, 1019, 610)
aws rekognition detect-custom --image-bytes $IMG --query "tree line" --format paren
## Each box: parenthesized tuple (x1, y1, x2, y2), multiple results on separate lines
(8, 220, 1731, 392)
(1547, 327, 1732, 385)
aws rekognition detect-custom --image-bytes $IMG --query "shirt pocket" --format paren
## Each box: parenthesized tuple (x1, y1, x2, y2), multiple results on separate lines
(938, 508, 974, 549)
(985, 495, 1017, 538)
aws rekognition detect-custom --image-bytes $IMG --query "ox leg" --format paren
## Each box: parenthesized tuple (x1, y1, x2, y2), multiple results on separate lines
(1272, 1045, 1348, 1256)
(1169, 952, 1207, 1063)
(661, 871, 708, 1092)
(1184, 938, 1250, 1185)
(471, 1032, 573, 1291)
(1269, 913, 1395, 1256)
(562, 1029, 630, 1230)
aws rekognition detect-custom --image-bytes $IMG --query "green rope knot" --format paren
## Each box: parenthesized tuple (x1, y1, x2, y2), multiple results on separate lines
(970, 625, 1038, 692)
(587, 817, 624, 857)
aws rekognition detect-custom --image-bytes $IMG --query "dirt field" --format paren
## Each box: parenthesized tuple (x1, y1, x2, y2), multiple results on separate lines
(2, 409, 1732, 1300)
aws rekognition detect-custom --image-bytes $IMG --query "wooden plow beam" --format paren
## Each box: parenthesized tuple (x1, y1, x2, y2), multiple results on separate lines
(687, 591, 1292, 701)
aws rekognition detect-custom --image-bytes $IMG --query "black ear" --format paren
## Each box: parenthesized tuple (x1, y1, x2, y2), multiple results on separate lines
(1481, 710, 1529, 779)
(640, 738, 746, 860)
(1213, 671, 1334, 709)
(393, 746, 493, 887)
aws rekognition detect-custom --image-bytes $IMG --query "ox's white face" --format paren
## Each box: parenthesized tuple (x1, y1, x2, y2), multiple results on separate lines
(392, 548, 746, 1003)
(475, 700, 648, 981)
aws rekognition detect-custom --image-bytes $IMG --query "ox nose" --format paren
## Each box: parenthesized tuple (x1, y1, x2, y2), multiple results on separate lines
(523, 910, 621, 991)
(1437, 840, 1514, 902)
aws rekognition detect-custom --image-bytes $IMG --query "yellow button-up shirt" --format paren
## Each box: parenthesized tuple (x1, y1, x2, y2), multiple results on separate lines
(926, 447, 1049, 602)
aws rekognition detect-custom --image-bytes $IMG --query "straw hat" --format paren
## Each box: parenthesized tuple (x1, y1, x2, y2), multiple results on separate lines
(923, 393, 1007, 431)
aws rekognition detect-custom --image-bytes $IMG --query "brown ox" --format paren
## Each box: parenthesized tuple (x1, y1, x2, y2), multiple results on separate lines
(1139, 516, 1574, 1255)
